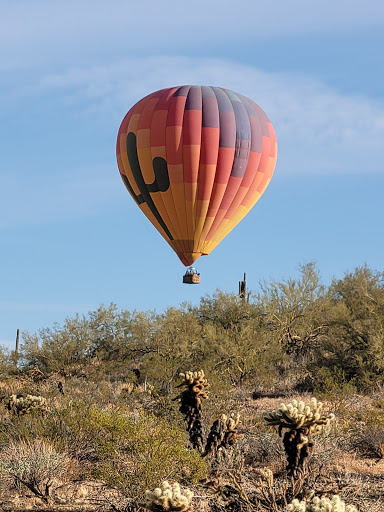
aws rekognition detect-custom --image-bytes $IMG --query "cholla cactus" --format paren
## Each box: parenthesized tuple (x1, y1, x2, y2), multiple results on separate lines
(203, 413, 243, 457)
(226, 413, 241, 433)
(224, 413, 243, 446)
(264, 398, 335, 476)
(141, 481, 193, 512)
(264, 398, 335, 435)
(287, 495, 358, 511)
(177, 371, 210, 403)
(175, 370, 210, 453)
(6, 394, 47, 416)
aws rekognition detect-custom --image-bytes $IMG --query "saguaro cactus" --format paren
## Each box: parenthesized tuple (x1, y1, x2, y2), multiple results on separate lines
(141, 481, 194, 512)
(264, 398, 335, 476)
(286, 495, 358, 511)
(175, 370, 210, 453)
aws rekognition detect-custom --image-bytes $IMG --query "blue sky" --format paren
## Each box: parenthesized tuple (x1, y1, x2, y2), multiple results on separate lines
(1, 1, 384, 349)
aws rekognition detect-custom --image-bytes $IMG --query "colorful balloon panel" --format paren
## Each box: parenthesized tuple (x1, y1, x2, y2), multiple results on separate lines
(116, 86, 277, 266)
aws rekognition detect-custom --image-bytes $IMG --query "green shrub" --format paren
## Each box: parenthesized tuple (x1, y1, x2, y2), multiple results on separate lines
(0, 397, 207, 497)
(312, 367, 357, 409)
(88, 407, 207, 497)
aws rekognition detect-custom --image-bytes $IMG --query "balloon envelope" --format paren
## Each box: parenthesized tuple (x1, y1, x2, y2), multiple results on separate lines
(116, 85, 277, 266)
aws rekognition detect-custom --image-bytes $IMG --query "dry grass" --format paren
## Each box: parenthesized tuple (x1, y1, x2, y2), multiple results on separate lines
(0, 438, 71, 504)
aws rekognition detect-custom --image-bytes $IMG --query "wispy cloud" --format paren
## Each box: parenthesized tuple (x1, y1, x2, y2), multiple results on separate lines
(41, 56, 384, 174)
(2, 55, 383, 230)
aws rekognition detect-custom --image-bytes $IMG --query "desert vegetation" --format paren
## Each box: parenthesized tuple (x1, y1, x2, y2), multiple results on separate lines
(0, 263, 383, 511)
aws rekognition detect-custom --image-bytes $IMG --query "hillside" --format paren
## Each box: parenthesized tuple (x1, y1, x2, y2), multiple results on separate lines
(0, 264, 383, 511)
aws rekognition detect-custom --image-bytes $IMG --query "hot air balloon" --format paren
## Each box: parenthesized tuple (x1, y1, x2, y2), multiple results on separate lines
(116, 86, 277, 282)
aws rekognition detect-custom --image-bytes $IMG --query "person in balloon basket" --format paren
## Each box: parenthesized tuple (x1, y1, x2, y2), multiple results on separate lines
(185, 267, 199, 276)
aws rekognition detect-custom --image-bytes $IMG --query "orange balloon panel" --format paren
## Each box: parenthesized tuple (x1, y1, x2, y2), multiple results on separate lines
(116, 86, 277, 266)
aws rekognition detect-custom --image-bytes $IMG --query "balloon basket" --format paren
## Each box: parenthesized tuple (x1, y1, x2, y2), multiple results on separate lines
(183, 268, 200, 284)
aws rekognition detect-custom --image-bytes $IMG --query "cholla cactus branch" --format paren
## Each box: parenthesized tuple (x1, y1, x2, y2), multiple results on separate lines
(222, 413, 243, 450)
(141, 481, 193, 512)
(283, 429, 314, 476)
(287, 494, 359, 511)
(175, 370, 210, 453)
(203, 414, 227, 457)
(255, 468, 274, 488)
(264, 398, 335, 477)
(264, 398, 335, 434)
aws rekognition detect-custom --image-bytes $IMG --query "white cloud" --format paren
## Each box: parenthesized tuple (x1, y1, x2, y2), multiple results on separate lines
(41, 56, 384, 174)
(2, 55, 383, 230)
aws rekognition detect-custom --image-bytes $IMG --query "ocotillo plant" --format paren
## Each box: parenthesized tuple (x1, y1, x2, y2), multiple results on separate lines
(264, 398, 335, 476)
(286, 495, 358, 511)
(175, 370, 210, 453)
(141, 481, 193, 512)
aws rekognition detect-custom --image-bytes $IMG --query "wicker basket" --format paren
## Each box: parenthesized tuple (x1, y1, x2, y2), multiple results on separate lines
(183, 273, 200, 284)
